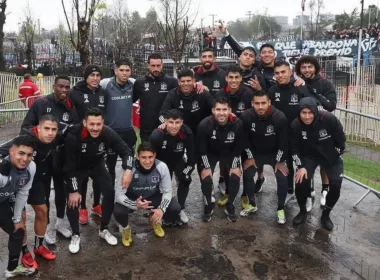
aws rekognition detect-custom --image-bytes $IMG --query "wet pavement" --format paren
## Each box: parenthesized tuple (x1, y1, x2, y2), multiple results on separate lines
(0, 164, 379, 280)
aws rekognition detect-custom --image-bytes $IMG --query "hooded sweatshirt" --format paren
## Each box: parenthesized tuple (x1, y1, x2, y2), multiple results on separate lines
(304, 74, 337, 112)
(291, 97, 346, 168)
(215, 84, 253, 118)
(193, 65, 226, 97)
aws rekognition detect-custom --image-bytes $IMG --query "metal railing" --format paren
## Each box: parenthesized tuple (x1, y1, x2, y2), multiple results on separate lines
(335, 107, 380, 207)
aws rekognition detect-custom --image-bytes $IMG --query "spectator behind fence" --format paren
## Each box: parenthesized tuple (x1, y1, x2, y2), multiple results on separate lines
(18, 74, 40, 108)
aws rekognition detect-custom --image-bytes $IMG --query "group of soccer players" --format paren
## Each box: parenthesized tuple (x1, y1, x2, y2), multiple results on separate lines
(0, 26, 345, 278)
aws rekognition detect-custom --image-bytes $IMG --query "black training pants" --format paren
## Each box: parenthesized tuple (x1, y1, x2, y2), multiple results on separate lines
(167, 160, 192, 210)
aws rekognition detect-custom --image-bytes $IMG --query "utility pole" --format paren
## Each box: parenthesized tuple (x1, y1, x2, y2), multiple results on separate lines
(356, 0, 365, 88)
(246, 11, 253, 21)
(210, 14, 217, 29)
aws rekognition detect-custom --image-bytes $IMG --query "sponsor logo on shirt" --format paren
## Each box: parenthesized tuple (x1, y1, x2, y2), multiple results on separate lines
(211, 130, 217, 139)
(82, 143, 87, 153)
(275, 93, 280, 102)
(144, 83, 150, 91)
(213, 80, 220, 88)
(62, 112, 69, 122)
(302, 131, 307, 139)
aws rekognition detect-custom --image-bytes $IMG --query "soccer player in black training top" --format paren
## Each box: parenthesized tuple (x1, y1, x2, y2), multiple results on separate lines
(240, 90, 289, 224)
(197, 97, 243, 222)
(150, 109, 195, 224)
(63, 108, 133, 254)
(291, 97, 345, 230)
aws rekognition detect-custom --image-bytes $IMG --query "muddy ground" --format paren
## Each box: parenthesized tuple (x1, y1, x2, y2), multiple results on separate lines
(0, 164, 379, 280)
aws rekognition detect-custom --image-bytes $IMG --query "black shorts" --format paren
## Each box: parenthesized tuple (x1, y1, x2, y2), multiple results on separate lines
(27, 177, 51, 205)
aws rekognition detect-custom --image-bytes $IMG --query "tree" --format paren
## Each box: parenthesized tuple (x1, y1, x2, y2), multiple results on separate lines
(62, 0, 101, 69)
(156, 0, 195, 69)
(20, 6, 36, 71)
(334, 8, 359, 30)
(0, 0, 7, 71)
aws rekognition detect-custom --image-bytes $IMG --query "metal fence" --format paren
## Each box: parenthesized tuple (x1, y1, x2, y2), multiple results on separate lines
(334, 107, 380, 207)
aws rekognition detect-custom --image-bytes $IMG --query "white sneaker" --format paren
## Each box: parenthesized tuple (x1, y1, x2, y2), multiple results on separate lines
(179, 210, 189, 224)
(4, 265, 35, 278)
(69, 235, 80, 254)
(311, 190, 316, 197)
(99, 229, 117, 245)
(44, 233, 56, 245)
(55, 223, 72, 238)
(211, 195, 216, 203)
(218, 181, 226, 195)
(306, 197, 313, 212)
(320, 190, 328, 206)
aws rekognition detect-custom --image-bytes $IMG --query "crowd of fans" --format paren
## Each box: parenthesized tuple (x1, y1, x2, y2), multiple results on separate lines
(324, 25, 380, 39)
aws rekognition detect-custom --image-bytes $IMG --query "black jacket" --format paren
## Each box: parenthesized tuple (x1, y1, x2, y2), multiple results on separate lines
(268, 79, 315, 125)
(63, 124, 133, 193)
(197, 115, 243, 169)
(215, 85, 253, 118)
(21, 93, 78, 132)
(304, 75, 337, 112)
(193, 65, 226, 97)
(133, 72, 177, 134)
(149, 124, 195, 175)
(240, 106, 288, 162)
(69, 80, 107, 122)
(291, 97, 346, 168)
(159, 88, 213, 135)
(261, 65, 276, 90)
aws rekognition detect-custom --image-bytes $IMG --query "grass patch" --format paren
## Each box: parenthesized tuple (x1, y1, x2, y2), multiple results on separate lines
(343, 153, 380, 191)
(134, 127, 141, 155)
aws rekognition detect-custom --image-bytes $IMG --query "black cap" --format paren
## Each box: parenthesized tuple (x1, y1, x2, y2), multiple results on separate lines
(83, 64, 102, 80)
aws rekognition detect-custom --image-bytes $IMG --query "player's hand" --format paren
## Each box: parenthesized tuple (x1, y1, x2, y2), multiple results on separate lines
(122, 169, 133, 189)
(194, 82, 205, 94)
(68, 192, 81, 209)
(294, 77, 305, 87)
(13, 221, 25, 232)
(248, 76, 262, 91)
(295, 168, 307, 184)
(136, 196, 153, 210)
(150, 208, 164, 224)
(201, 168, 212, 180)
(230, 167, 242, 177)
(275, 162, 289, 176)
(243, 158, 257, 170)
(158, 123, 166, 130)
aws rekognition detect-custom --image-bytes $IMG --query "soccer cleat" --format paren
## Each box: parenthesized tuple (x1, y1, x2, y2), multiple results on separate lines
(276, 209, 286, 225)
(4, 265, 35, 278)
(91, 204, 102, 217)
(306, 197, 313, 212)
(217, 194, 228, 207)
(202, 208, 214, 222)
(99, 229, 118, 245)
(69, 235, 80, 254)
(241, 196, 249, 209)
(44, 233, 56, 245)
(320, 190, 328, 206)
(239, 204, 258, 217)
(293, 211, 307, 225)
(255, 177, 266, 193)
(34, 245, 56, 260)
(321, 215, 334, 231)
(79, 209, 88, 225)
(121, 227, 132, 247)
(179, 210, 189, 224)
(21, 252, 38, 269)
(218, 180, 226, 195)
(152, 223, 165, 237)
(55, 223, 72, 238)
(224, 208, 238, 222)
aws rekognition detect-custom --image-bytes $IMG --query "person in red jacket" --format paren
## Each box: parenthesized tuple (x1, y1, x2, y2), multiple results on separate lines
(18, 74, 40, 108)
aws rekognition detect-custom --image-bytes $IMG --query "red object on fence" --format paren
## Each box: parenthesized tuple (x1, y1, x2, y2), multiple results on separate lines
(133, 100, 140, 129)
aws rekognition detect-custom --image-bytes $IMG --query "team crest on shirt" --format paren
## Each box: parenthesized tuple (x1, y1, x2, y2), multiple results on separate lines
(266, 125, 274, 134)
(251, 123, 256, 131)
(319, 129, 328, 138)
(151, 175, 160, 183)
(213, 80, 220, 88)
(238, 102, 245, 111)
(179, 100, 184, 109)
(191, 101, 199, 111)
(161, 83, 167, 91)
(62, 112, 69, 122)
(302, 131, 307, 139)
(227, 132, 235, 140)
(144, 83, 149, 91)
(211, 130, 217, 139)
(99, 96, 104, 104)
(99, 142, 105, 152)
(275, 93, 280, 102)
(176, 142, 184, 151)
(290, 94, 299, 103)
(19, 177, 28, 186)
(84, 94, 89, 103)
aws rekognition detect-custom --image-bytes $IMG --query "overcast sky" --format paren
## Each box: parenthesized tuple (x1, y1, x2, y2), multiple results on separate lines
(4, 0, 379, 32)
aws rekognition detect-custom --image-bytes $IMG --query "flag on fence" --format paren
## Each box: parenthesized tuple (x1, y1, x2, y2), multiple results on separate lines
(301, 0, 306, 11)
